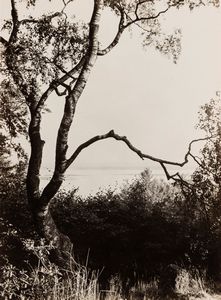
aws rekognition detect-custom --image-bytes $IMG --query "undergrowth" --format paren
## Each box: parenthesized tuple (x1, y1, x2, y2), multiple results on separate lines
(0, 238, 215, 300)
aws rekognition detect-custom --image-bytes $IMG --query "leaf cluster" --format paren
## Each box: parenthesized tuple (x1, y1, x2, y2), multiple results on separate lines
(0, 79, 28, 138)
(9, 15, 88, 87)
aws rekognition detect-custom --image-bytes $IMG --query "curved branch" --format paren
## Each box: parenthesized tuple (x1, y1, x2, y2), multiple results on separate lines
(134, 1, 157, 18)
(35, 56, 85, 114)
(65, 130, 214, 178)
(98, 4, 170, 56)
(98, 6, 125, 56)
(39, 0, 103, 207)
(35, 0, 99, 114)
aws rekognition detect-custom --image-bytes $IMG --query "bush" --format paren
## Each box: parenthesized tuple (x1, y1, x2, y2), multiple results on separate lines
(0, 162, 38, 269)
(51, 170, 194, 284)
(179, 96, 221, 280)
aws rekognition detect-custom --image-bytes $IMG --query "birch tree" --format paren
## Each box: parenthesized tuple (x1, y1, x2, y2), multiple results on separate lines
(0, 0, 219, 263)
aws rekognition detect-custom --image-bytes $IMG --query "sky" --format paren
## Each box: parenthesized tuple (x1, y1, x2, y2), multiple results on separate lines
(1, 1, 221, 175)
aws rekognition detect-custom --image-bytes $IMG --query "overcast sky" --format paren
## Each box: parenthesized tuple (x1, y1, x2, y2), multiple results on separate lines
(1, 1, 221, 174)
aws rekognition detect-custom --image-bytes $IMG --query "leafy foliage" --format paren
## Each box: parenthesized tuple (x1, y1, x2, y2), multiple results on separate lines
(0, 79, 28, 138)
(1, 17, 87, 90)
(2, 0, 217, 96)
(0, 241, 99, 300)
(0, 77, 28, 174)
(179, 95, 221, 279)
(193, 96, 221, 210)
(104, 0, 219, 62)
(51, 171, 206, 285)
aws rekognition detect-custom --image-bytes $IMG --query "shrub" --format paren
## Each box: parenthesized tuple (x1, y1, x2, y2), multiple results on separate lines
(179, 96, 221, 280)
(51, 170, 193, 284)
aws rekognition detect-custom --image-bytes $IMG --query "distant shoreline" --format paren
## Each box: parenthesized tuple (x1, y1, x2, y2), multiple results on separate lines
(40, 167, 194, 196)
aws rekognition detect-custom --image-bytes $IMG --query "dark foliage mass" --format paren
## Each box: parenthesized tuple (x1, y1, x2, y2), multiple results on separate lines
(50, 169, 219, 286)
(1, 165, 220, 288)
(52, 172, 186, 282)
(179, 96, 221, 281)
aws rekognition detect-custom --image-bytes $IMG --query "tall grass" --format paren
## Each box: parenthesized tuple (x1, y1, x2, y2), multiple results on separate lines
(0, 244, 215, 300)
(0, 242, 99, 300)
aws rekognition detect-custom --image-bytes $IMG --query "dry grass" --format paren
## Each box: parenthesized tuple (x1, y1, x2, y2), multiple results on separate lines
(0, 261, 220, 300)
(0, 240, 220, 299)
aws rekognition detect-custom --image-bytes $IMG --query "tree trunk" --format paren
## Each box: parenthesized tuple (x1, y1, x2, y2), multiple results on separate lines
(29, 199, 72, 266)
(26, 0, 103, 266)
(27, 186, 73, 267)
(26, 115, 72, 266)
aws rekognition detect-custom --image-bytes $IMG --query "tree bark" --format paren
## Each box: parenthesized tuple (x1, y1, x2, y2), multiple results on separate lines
(26, 109, 72, 265)
(26, 0, 103, 266)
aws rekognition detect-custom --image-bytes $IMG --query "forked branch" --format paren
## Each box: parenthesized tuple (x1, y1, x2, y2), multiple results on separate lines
(98, 3, 170, 56)
(65, 129, 215, 183)
(124, 6, 170, 29)
(35, 56, 86, 113)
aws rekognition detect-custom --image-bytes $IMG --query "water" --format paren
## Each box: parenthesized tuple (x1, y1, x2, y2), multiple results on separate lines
(40, 167, 157, 196)
(40, 167, 193, 197)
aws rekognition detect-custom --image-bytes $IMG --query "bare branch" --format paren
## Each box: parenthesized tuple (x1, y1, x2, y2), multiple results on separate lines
(51, 61, 77, 81)
(61, 0, 74, 13)
(98, 2, 169, 56)
(19, 18, 39, 24)
(54, 86, 67, 97)
(189, 153, 204, 168)
(0, 36, 8, 46)
(9, 0, 19, 43)
(51, 75, 77, 96)
(58, 56, 86, 84)
(65, 130, 215, 180)
(51, 80, 72, 96)
(65, 129, 177, 169)
(35, 56, 85, 113)
(160, 162, 193, 188)
(11, 0, 19, 24)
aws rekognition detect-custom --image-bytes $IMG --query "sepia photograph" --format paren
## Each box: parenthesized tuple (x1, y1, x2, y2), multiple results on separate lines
(0, 0, 221, 299)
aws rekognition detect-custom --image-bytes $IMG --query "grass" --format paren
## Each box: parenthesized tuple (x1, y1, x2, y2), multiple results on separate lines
(0, 252, 218, 300)
(0, 224, 219, 299)
(0, 257, 99, 299)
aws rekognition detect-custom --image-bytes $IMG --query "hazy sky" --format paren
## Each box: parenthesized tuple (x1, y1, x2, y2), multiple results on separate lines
(1, 1, 221, 174)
